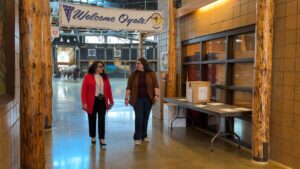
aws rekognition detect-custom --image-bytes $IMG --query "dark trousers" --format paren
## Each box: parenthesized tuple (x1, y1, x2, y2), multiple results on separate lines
(88, 97, 106, 139)
(133, 98, 152, 140)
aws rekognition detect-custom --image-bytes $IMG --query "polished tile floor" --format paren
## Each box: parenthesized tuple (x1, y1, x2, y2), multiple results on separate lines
(45, 78, 284, 169)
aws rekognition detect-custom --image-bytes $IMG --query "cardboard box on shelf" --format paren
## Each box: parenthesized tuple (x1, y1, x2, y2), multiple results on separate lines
(186, 81, 211, 104)
(163, 103, 186, 128)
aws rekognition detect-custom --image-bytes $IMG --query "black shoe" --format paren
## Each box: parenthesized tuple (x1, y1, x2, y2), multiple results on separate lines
(100, 139, 106, 146)
(91, 137, 96, 144)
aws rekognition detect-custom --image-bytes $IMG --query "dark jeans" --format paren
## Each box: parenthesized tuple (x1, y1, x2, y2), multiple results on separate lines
(133, 98, 152, 140)
(88, 97, 106, 139)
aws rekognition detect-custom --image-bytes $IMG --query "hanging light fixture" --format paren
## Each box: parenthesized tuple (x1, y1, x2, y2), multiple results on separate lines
(60, 37, 63, 42)
(67, 38, 70, 43)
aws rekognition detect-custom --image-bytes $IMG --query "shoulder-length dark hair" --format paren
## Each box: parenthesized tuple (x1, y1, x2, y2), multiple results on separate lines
(138, 58, 153, 72)
(88, 61, 108, 79)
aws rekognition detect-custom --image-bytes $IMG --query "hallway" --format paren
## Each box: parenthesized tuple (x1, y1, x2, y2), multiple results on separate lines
(44, 78, 284, 169)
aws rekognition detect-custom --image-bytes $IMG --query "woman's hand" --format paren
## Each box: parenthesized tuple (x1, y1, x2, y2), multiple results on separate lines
(108, 103, 113, 110)
(153, 95, 159, 103)
(82, 104, 87, 111)
(125, 99, 129, 106)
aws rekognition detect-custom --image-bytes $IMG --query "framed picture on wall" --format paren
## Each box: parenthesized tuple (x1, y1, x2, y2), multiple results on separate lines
(160, 52, 168, 71)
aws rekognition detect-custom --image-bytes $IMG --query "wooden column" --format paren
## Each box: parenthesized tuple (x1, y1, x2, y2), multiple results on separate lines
(20, 0, 45, 168)
(42, 0, 53, 129)
(167, 0, 176, 97)
(138, 32, 144, 58)
(252, 0, 274, 162)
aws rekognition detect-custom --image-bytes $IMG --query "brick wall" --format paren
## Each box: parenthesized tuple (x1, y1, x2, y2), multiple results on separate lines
(271, 0, 300, 168)
(0, 0, 20, 168)
(179, 0, 256, 41)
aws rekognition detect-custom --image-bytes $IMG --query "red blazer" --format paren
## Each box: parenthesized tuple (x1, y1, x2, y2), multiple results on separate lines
(81, 74, 114, 114)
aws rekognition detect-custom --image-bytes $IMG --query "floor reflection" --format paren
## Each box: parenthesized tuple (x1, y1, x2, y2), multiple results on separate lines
(45, 77, 284, 169)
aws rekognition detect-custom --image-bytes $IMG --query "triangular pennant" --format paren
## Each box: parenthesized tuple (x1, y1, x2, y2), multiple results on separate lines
(63, 5, 75, 23)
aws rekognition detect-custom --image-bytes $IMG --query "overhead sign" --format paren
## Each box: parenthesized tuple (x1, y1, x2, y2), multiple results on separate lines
(60, 2, 163, 32)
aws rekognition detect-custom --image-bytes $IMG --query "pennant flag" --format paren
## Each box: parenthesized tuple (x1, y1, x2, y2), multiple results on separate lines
(63, 5, 75, 23)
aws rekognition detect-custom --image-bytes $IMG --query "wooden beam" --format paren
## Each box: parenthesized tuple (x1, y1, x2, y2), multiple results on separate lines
(20, 0, 45, 168)
(138, 32, 144, 58)
(167, 0, 176, 97)
(42, 0, 53, 129)
(252, 0, 274, 162)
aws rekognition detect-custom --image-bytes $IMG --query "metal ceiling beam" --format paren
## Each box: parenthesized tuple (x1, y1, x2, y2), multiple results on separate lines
(58, 32, 157, 43)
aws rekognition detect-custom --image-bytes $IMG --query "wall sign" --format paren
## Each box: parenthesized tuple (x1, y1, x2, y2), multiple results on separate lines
(88, 49, 96, 57)
(114, 49, 121, 58)
(160, 52, 168, 71)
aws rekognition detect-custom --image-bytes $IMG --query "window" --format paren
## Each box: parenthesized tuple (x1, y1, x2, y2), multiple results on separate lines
(187, 64, 200, 81)
(233, 91, 252, 108)
(131, 48, 138, 60)
(0, 0, 15, 99)
(121, 49, 129, 60)
(56, 47, 75, 64)
(85, 36, 105, 44)
(211, 88, 226, 102)
(50, 2, 59, 16)
(0, 27, 5, 95)
(204, 38, 226, 61)
(182, 26, 255, 105)
(183, 43, 200, 62)
(233, 63, 254, 87)
(146, 35, 156, 41)
(233, 33, 255, 59)
(182, 26, 255, 146)
(203, 64, 225, 85)
(107, 36, 130, 44)
(0, 3, 5, 96)
(106, 48, 113, 60)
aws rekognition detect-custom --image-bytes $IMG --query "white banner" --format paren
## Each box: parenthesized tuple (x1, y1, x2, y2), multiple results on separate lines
(60, 2, 163, 32)
(51, 26, 60, 38)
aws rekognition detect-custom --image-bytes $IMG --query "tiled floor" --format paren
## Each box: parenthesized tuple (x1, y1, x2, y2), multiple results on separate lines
(45, 78, 285, 169)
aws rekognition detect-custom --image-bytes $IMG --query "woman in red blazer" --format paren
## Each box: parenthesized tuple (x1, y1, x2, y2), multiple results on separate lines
(81, 61, 114, 146)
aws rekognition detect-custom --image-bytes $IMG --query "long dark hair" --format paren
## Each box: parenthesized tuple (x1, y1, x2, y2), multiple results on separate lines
(138, 58, 153, 72)
(88, 61, 108, 79)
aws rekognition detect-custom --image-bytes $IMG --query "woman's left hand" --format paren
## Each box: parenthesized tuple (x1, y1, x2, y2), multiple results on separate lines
(153, 95, 159, 103)
(108, 103, 113, 110)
